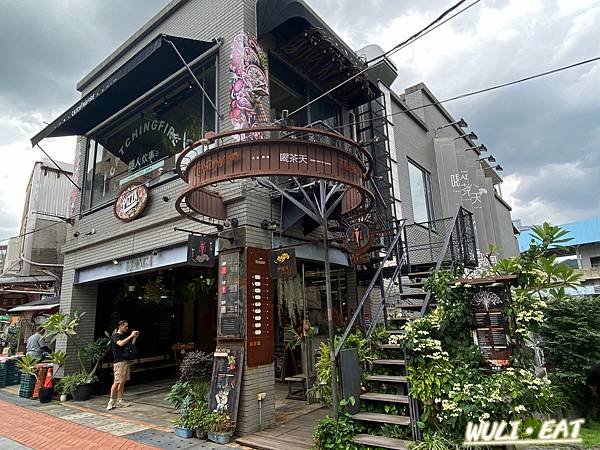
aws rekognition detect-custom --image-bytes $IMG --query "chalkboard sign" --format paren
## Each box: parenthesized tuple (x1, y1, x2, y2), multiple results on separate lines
(208, 346, 244, 426)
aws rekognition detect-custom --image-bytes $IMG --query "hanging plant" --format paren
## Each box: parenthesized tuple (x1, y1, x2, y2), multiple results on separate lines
(144, 275, 165, 303)
(277, 276, 303, 325)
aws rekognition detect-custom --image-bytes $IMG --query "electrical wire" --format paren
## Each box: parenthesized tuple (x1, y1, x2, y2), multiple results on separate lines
(274, 0, 481, 123)
(343, 54, 600, 130)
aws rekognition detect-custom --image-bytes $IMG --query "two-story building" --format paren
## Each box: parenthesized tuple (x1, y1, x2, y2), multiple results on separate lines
(31, 0, 519, 435)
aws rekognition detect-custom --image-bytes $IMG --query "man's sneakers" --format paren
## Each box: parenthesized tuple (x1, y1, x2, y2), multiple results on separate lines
(116, 399, 131, 408)
(106, 399, 116, 411)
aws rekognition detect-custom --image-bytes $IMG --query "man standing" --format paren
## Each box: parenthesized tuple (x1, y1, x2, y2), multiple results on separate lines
(26, 326, 52, 359)
(107, 320, 139, 411)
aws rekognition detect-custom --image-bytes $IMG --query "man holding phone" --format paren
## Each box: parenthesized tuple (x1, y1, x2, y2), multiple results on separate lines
(107, 320, 139, 411)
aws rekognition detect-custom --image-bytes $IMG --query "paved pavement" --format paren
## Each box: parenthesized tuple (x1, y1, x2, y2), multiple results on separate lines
(0, 388, 244, 450)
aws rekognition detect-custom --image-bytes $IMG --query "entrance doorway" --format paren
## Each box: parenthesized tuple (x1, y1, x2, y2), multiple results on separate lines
(94, 265, 217, 389)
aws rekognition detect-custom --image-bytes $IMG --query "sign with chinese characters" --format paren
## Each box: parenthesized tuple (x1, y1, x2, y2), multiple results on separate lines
(345, 223, 372, 254)
(268, 248, 298, 279)
(246, 247, 274, 367)
(471, 287, 512, 371)
(208, 345, 244, 426)
(217, 252, 242, 338)
(450, 170, 487, 208)
(187, 235, 216, 267)
(113, 183, 149, 222)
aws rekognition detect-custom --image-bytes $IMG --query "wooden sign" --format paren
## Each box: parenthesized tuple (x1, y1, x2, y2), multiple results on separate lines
(345, 223, 372, 254)
(246, 248, 274, 367)
(187, 235, 216, 267)
(208, 346, 244, 427)
(471, 287, 511, 371)
(269, 248, 297, 279)
(114, 183, 149, 222)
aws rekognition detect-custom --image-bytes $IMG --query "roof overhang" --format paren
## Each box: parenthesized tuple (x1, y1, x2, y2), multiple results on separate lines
(31, 34, 218, 147)
(8, 304, 59, 313)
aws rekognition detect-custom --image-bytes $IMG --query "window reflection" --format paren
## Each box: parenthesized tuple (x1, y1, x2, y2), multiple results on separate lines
(408, 160, 435, 225)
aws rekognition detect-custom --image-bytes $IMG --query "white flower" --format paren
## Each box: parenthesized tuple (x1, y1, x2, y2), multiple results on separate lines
(514, 405, 526, 413)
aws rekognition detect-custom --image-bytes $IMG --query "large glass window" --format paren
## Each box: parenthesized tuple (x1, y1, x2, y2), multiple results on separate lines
(408, 160, 435, 224)
(84, 60, 216, 209)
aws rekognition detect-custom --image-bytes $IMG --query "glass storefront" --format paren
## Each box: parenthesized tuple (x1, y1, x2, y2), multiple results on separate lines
(83, 59, 217, 210)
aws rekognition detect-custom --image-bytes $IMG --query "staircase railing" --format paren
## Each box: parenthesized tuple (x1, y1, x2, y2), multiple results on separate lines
(418, 206, 478, 315)
(333, 219, 406, 359)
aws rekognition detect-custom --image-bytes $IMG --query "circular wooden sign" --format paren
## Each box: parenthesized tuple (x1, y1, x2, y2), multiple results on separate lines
(345, 223, 372, 254)
(114, 183, 149, 222)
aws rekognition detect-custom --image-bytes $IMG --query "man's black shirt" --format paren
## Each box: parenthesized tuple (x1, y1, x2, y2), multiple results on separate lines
(111, 332, 126, 363)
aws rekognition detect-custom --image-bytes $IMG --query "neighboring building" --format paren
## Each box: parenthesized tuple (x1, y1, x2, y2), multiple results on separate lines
(518, 217, 600, 295)
(0, 158, 72, 312)
(30, 0, 518, 436)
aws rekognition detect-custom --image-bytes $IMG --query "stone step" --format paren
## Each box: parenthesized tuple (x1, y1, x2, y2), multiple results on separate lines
(407, 271, 431, 279)
(396, 302, 424, 310)
(352, 412, 411, 426)
(373, 359, 406, 366)
(360, 392, 409, 404)
(352, 434, 411, 450)
(400, 291, 427, 297)
(366, 374, 407, 384)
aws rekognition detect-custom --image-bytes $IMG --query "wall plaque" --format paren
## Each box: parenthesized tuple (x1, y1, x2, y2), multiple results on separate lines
(247, 247, 274, 367)
(217, 252, 242, 338)
(471, 287, 512, 371)
(345, 223, 372, 254)
(114, 183, 149, 222)
(187, 235, 216, 267)
(269, 248, 297, 279)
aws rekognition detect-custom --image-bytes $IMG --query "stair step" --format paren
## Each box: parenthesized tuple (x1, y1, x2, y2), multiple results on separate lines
(352, 434, 411, 450)
(408, 271, 431, 278)
(396, 302, 424, 309)
(404, 281, 425, 288)
(360, 392, 409, 404)
(352, 412, 411, 426)
(384, 329, 403, 334)
(366, 374, 407, 383)
(378, 343, 402, 349)
(373, 359, 405, 366)
(400, 291, 427, 297)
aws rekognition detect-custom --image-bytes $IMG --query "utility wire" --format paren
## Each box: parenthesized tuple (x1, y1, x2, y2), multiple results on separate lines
(274, 0, 481, 124)
(343, 54, 600, 130)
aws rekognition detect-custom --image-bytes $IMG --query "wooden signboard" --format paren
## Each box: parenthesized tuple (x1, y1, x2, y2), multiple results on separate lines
(269, 248, 298, 279)
(187, 235, 217, 267)
(208, 346, 244, 426)
(217, 251, 242, 338)
(471, 287, 511, 370)
(246, 248, 275, 367)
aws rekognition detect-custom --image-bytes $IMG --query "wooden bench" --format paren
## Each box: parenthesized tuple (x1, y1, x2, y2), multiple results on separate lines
(100, 355, 176, 385)
(284, 373, 307, 400)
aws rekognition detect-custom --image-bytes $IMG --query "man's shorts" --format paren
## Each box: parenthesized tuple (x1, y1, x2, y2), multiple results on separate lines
(114, 361, 131, 383)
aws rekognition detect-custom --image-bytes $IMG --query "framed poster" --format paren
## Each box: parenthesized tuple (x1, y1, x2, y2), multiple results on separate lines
(208, 346, 244, 426)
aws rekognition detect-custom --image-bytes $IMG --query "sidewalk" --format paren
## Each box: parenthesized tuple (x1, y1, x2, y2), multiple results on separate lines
(0, 388, 244, 450)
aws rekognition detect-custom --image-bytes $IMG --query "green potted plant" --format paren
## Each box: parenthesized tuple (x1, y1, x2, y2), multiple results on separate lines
(42, 312, 111, 401)
(55, 372, 89, 401)
(205, 411, 233, 444)
(38, 351, 67, 403)
(173, 413, 195, 438)
(15, 354, 41, 399)
(186, 403, 209, 440)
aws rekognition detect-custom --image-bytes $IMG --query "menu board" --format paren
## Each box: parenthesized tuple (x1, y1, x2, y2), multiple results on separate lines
(247, 247, 275, 367)
(218, 251, 242, 338)
(471, 287, 511, 370)
(208, 346, 244, 427)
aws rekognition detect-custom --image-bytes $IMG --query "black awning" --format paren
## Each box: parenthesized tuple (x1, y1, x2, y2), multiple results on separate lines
(31, 34, 217, 147)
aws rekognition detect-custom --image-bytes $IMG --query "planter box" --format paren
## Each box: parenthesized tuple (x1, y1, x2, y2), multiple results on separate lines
(19, 374, 35, 399)
(39, 387, 54, 403)
(195, 429, 207, 440)
(72, 383, 95, 401)
(208, 432, 232, 445)
(174, 426, 193, 438)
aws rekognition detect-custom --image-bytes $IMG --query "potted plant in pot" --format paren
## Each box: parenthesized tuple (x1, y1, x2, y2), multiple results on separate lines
(42, 311, 111, 402)
(173, 413, 195, 439)
(186, 403, 209, 440)
(15, 354, 41, 399)
(39, 351, 67, 403)
(205, 411, 233, 445)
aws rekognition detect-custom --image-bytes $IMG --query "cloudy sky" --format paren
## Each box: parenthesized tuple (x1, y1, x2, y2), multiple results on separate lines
(1, 0, 599, 241)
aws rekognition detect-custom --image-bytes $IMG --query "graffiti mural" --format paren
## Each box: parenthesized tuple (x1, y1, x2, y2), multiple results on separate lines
(229, 32, 269, 140)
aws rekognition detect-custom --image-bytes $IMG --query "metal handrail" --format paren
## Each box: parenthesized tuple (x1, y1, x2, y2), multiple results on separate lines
(334, 219, 406, 358)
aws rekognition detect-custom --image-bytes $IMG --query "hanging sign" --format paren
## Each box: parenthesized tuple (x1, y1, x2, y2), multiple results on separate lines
(471, 286, 512, 371)
(187, 235, 216, 267)
(345, 223, 372, 254)
(268, 248, 298, 279)
(113, 183, 149, 222)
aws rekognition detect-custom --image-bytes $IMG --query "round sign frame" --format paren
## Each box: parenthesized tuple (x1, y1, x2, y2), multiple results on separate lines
(113, 183, 149, 222)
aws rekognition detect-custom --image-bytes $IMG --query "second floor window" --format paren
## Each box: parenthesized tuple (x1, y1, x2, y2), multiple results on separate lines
(408, 159, 435, 225)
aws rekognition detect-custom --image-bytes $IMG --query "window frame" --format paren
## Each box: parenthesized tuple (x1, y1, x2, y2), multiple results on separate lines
(407, 158, 436, 227)
(80, 57, 218, 214)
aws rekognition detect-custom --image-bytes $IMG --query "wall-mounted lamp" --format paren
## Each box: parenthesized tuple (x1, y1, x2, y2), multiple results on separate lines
(434, 118, 468, 137)
(112, 259, 119, 265)
(152, 249, 160, 256)
(454, 131, 478, 141)
(464, 144, 487, 153)
(281, 109, 289, 127)
(483, 164, 504, 172)
(260, 219, 278, 231)
(223, 218, 239, 228)
(84, 228, 96, 236)
(478, 155, 496, 163)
